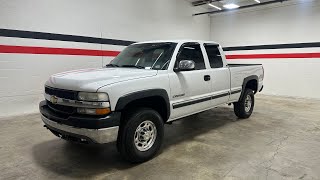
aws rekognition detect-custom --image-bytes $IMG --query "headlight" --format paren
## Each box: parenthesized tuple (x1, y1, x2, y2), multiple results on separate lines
(78, 92, 109, 101)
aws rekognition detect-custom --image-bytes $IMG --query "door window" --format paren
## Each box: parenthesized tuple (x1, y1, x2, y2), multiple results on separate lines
(176, 44, 205, 70)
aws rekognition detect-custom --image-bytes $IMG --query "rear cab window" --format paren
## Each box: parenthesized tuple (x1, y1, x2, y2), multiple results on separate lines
(204, 44, 223, 68)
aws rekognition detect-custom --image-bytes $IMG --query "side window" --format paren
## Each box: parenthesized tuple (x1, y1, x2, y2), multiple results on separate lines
(204, 45, 223, 68)
(176, 44, 205, 70)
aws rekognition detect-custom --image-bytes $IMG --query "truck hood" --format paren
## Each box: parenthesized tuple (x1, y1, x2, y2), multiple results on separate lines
(45, 68, 158, 92)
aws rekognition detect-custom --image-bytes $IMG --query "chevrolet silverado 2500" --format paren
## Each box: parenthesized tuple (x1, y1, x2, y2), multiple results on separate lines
(40, 40, 264, 162)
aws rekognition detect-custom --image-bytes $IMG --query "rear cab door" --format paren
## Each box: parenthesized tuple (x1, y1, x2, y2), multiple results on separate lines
(168, 42, 213, 120)
(203, 43, 231, 106)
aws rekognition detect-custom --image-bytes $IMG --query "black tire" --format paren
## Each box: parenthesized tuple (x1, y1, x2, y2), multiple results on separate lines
(234, 89, 255, 119)
(117, 108, 164, 163)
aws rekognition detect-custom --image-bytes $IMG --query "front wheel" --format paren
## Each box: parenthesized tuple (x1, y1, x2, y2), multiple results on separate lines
(234, 89, 255, 119)
(117, 108, 164, 163)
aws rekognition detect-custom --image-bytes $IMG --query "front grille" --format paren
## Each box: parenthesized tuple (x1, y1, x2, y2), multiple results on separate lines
(45, 86, 77, 100)
(47, 100, 76, 114)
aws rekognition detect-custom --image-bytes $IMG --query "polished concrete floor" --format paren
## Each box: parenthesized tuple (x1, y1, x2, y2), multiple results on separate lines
(1, 95, 320, 179)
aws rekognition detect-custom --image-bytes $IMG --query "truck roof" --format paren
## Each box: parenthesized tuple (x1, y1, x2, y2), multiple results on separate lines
(133, 40, 220, 45)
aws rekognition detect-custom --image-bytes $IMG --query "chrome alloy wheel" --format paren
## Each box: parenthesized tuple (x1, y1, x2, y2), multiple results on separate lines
(134, 120, 157, 151)
(244, 95, 252, 112)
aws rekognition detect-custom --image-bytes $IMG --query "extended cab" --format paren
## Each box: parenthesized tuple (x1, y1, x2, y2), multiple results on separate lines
(39, 40, 264, 162)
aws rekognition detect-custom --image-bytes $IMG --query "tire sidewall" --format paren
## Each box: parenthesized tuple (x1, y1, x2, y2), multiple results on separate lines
(242, 89, 254, 116)
(124, 109, 164, 161)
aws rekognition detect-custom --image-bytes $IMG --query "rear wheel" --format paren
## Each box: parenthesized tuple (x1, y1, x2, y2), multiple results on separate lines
(117, 108, 164, 163)
(234, 89, 254, 119)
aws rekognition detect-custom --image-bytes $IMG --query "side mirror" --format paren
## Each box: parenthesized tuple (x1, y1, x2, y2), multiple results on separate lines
(174, 60, 195, 72)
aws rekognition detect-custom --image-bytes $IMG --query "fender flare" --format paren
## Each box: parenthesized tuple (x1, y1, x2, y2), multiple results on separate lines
(115, 89, 170, 120)
(240, 75, 258, 100)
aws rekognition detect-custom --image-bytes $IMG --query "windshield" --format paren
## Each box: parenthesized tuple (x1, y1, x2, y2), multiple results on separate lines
(109, 42, 177, 70)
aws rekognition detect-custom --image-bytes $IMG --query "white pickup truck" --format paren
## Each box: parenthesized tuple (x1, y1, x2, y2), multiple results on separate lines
(40, 40, 264, 162)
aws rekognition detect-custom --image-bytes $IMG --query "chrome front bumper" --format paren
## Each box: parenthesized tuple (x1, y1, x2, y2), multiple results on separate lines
(41, 115, 119, 144)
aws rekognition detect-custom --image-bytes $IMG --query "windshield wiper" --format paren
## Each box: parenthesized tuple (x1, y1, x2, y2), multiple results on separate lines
(105, 64, 120, 68)
(121, 65, 145, 69)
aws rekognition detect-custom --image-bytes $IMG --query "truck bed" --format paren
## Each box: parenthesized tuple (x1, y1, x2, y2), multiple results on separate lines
(228, 64, 262, 67)
(227, 63, 263, 102)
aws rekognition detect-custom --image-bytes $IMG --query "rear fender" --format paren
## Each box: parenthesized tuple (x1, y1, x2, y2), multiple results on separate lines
(239, 75, 258, 100)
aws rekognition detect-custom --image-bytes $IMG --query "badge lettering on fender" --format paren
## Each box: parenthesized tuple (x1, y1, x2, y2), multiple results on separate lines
(173, 93, 185, 98)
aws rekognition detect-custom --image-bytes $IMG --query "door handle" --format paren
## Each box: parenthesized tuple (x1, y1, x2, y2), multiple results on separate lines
(204, 75, 211, 81)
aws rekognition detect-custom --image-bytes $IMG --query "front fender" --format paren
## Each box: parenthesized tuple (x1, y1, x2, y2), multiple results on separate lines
(115, 89, 170, 119)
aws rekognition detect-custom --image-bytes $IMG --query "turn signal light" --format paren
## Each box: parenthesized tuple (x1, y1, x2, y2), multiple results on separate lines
(95, 108, 111, 115)
(77, 107, 111, 115)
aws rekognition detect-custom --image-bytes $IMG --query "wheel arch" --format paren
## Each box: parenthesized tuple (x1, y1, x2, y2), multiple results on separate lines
(240, 75, 258, 100)
(115, 89, 170, 122)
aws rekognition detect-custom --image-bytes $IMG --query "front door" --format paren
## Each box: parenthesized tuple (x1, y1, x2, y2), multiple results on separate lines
(169, 43, 212, 120)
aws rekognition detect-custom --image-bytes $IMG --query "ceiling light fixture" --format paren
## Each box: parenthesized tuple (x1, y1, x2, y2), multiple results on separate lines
(223, 3, 240, 9)
(254, 0, 261, 3)
(208, 3, 222, 10)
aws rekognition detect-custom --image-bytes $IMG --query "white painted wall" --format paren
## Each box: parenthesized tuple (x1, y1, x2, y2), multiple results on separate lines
(0, 0, 210, 117)
(3, 0, 318, 117)
(210, 0, 320, 99)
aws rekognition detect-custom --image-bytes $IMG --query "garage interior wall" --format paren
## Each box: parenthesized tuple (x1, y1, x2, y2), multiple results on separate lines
(1, 0, 320, 118)
(0, 0, 210, 117)
(210, 0, 320, 99)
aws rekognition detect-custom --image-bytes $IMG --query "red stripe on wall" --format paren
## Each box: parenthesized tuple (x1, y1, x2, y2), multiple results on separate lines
(226, 53, 320, 59)
(1, 44, 320, 59)
(0, 45, 120, 57)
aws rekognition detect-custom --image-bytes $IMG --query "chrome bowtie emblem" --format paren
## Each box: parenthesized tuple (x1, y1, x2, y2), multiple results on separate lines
(50, 96, 58, 104)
